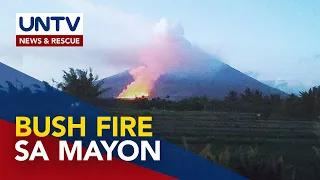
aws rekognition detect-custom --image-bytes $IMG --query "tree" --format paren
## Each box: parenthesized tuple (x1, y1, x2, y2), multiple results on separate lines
(280, 93, 299, 116)
(299, 86, 320, 116)
(253, 90, 263, 102)
(57, 68, 109, 100)
(225, 90, 238, 102)
(240, 88, 254, 102)
(269, 94, 281, 105)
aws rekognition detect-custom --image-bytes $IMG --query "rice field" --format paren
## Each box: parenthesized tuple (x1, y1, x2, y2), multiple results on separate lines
(106, 109, 320, 180)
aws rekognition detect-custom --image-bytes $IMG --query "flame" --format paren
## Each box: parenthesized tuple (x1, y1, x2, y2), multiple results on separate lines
(117, 19, 185, 100)
(117, 92, 149, 100)
(117, 66, 151, 99)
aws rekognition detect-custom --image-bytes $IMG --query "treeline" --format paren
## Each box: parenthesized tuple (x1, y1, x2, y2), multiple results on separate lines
(87, 86, 320, 118)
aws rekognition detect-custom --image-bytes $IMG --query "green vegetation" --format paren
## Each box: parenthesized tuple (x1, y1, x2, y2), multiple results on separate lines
(108, 109, 318, 180)
(183, 138, 289, 180)
(86, 86, 320, 119)
(56, 68, 109, 101)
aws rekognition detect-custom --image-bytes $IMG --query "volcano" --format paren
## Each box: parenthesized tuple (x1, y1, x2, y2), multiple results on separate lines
(99, 19, 286, 100)
(100, 58, 286, 100)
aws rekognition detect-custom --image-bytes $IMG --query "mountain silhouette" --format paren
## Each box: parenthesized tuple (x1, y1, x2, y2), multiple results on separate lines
(100, 57, 286, 100)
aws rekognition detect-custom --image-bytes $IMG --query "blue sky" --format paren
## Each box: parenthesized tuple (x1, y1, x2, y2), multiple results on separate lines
(0, 0, 319, 93)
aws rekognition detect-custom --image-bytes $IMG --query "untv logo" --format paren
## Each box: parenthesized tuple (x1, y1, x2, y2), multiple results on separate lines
(16, 13, 83, 47)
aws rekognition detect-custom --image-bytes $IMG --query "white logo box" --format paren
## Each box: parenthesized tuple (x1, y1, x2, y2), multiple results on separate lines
(16, 13, 83, 35)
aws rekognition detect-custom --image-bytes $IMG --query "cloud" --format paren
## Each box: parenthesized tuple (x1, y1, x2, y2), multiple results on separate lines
(0, 0, 153, 83)
(117, 18, 226, 98)
(0, 45, 143, 83)
(243, 70, 313, 94)
(153, 18, 184, 38)
(118, 18, 191, 97)
(244, 71, 260, 79)
(55, 0, 153, 47)
(0, 1, 219, 85)
(262, 79, 308, 94)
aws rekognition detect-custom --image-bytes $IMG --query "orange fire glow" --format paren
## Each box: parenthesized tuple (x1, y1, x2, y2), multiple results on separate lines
(117, 91, 149, 100)
(117, 19, 184, 100)
(117, 66, 151, 99)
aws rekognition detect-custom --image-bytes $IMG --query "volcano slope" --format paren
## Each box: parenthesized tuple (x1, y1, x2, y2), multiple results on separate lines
(100, 59, 286, 100)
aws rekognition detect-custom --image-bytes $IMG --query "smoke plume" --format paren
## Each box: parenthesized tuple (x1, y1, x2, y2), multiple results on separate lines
(117, 18, 190, 98)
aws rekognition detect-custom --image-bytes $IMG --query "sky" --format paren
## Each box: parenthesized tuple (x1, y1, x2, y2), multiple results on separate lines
(0, 0, 319, 93)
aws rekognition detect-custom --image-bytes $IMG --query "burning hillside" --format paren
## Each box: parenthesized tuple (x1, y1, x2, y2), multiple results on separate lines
(117, 66, 150, 99)
(117, 19, 186, 99)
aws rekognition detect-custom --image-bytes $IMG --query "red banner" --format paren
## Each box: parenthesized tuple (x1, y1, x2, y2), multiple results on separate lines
(16, 35, 83, 47)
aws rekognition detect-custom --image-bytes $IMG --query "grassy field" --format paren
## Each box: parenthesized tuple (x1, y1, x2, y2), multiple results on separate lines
(106, 108, 320, 180)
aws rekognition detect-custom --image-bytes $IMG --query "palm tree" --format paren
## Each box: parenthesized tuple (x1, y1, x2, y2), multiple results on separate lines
(57, 68, 109, 100)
